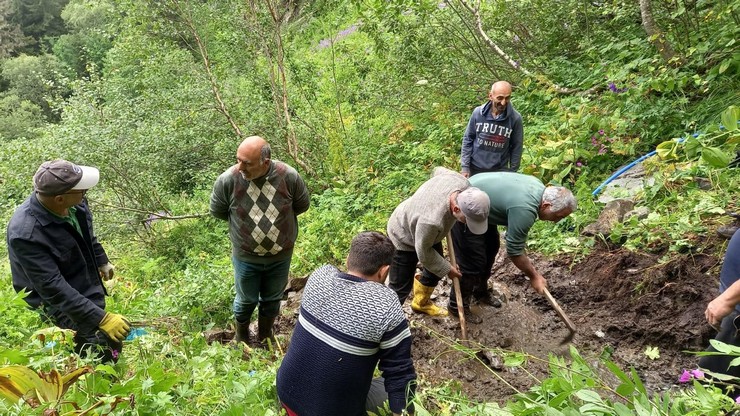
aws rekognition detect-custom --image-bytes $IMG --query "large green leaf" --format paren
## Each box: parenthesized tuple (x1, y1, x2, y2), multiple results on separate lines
(721, 105, 738, 131)
(0, 365, 92, 408)
(701, 147, 731, 167)
(656, 141, 678, 160)
(683, 136, 701, 159)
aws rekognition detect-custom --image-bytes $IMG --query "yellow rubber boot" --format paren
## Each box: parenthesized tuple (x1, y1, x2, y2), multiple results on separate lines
(410, 279, 448, 316)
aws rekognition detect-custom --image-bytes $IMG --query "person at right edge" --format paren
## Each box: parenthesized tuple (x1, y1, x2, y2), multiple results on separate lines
(700, 230, 740, 384)
(460, 80, 523, 177)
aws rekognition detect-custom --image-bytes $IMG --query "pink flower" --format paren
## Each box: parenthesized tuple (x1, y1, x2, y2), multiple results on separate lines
(598, 130, 605, 135)
(679, 369, 692, 383)
(735, 396, 740, 404)
(598, 145, 607, 155)
(690, 369, 704, 379)
(576, 162, 583, 167)
(112, 349, 119, 359)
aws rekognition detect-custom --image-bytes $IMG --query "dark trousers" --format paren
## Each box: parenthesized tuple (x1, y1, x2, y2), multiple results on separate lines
(42, 306, 122, 363)
(389, 243, 444, 304)
(449, 221, 500, 309)
(699, 311, 740, 383)
(281, 377, 388, 415)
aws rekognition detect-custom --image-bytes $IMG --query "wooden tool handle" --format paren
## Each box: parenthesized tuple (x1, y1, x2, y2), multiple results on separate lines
(446, 232, 467, 340)
(543, 287, 576, 332)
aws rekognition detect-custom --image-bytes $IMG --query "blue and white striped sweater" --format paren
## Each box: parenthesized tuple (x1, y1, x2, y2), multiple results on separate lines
(277, 265, 416, 415)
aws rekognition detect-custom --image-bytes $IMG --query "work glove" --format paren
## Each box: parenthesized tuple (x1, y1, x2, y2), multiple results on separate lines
(98, 312, 131, 342)
(98, 263, 115, 281)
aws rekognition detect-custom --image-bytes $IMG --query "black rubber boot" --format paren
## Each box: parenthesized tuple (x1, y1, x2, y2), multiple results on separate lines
(474, 291, 502, 308)
(234, 319, 249, 344)
(447, 304, 483, 324)
(235, 319, 250, 344)
(258, 315, 277, 345)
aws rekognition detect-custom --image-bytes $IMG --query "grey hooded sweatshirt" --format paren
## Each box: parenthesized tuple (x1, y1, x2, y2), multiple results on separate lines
(460, 100, 523, 174)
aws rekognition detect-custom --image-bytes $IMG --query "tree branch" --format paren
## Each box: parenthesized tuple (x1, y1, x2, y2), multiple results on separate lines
(169, 0, 243, 137)
(250, 0, 316, 177)
(456, 0, 600, 95)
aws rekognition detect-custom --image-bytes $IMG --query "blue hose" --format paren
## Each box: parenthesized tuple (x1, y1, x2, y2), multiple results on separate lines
(591, 150, 657, 197)
(591, 133, 698, 197)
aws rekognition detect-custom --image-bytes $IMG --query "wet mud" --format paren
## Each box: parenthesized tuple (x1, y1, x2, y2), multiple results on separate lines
(272, 241, 724, 406)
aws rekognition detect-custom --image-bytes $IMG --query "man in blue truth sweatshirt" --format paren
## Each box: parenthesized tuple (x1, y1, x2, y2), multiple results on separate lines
(460, 81, 523, 177)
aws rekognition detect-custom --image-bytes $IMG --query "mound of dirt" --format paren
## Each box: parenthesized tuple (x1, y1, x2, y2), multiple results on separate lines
(275, 242, 726, 406)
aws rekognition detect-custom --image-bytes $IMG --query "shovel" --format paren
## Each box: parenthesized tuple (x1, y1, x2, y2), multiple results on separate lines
(446, 232, 467, 340)
(542, 287, 576, 344)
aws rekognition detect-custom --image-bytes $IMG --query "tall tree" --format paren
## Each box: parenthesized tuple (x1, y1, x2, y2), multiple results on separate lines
(638, 0, 683, 66)
(9, 0, 69, 54)
(0, 0, 29, 57)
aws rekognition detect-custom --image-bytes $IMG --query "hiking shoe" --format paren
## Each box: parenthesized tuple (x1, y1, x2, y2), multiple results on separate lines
(474, 293, 502, 308)
(447, 305, 483, 324)
(717, 224, 739, 239)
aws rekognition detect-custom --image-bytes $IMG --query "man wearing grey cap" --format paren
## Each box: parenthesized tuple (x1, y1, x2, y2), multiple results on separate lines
(448, 172, 577, 323)
(387, 167, 490, 317)
(7, 159, 130, 362)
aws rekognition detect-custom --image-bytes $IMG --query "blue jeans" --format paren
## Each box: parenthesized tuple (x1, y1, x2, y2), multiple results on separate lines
(232, 257, 291, 322)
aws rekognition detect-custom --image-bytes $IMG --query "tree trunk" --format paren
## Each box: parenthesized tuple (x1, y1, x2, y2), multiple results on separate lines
(638, 0, 683, 66)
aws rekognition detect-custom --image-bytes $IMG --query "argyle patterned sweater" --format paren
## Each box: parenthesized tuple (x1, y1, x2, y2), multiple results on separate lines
(277, 265, 416, 415)
(210, 160, 310, 263)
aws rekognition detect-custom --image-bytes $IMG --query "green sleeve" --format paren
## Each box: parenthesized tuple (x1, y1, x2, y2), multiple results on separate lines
(505, 207, 537, 256)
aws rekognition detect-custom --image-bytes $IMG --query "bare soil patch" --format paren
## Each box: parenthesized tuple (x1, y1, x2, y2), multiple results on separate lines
(273, 241, 725, 405)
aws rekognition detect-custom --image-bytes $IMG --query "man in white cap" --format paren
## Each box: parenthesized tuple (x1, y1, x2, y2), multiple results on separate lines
(387, 167, 490, 317)
(7, 159, 129, 362)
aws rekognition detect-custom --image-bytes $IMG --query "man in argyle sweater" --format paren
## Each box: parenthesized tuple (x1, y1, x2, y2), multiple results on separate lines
(277, 231, 416, 415)
(210, 136, 310, 345)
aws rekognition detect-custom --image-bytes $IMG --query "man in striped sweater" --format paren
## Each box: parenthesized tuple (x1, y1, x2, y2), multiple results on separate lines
(277, 231, 416, 415)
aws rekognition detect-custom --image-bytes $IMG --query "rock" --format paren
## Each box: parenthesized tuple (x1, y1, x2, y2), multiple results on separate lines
(499, 337, 514, 348)
(484, 351, 504, 371)
(596, 162, 655, 204)
(695, 177, 712, 190)
(582, 199, 635, 236)
(491, 282, 510, 304)
(288, 276, 307, 292)
(462, 369, 476, 382)
(624, 206, 650, 221)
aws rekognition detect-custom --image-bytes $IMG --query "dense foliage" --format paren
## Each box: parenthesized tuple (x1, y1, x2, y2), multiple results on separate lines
(0, 0, 738, 414)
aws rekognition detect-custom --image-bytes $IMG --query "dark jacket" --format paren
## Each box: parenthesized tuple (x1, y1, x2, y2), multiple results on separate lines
(7, 194, 109, 332)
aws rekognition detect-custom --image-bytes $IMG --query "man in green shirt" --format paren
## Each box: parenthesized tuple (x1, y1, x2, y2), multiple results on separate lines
(448, 172, 577, 323)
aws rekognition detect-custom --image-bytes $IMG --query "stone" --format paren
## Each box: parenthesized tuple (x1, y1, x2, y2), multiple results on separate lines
(582, 199, 635, 236)
(624, 206, 650, 221)
(695, 177, 712, 190)
(596, 162, 655, 204)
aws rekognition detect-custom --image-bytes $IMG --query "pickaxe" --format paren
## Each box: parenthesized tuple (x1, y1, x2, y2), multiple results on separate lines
(543, 287, 576, 344)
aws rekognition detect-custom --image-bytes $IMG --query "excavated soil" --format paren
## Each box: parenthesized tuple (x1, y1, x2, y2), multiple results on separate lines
(272, 238, 728, 407)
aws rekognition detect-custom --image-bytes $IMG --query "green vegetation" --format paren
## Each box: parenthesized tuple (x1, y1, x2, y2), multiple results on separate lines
(0, 0, 739, 414)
